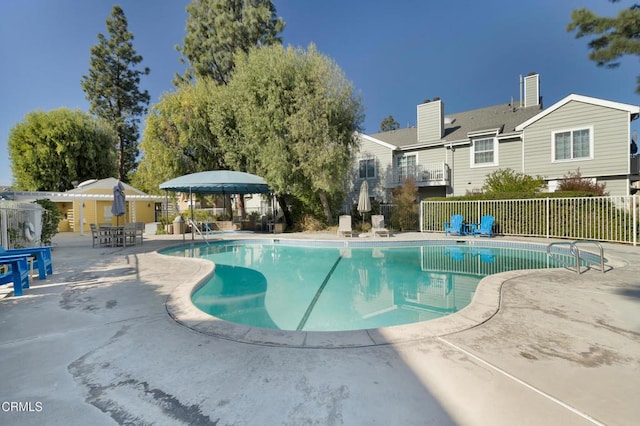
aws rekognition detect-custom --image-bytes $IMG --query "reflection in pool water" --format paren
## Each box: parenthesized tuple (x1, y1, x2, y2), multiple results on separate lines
(163, 242, 575, 332)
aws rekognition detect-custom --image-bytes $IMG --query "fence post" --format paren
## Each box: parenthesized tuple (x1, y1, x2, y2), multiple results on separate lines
(634, 194, 637, 247)
(0, 207, 7, 248)
(419, 201, 423, 232)
(546, 197, 550, 239)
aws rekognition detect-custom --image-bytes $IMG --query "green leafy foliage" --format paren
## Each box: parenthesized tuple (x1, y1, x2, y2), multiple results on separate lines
(8, 108, 116, 191)
(82, 5, 150, 182)
(34, 199, 62, 245)
(482, 168, 546, 193)
(133, 79, 225, 194)
(224, 44, 364, 225)
(137, 43, 363, 227)
(568, 1, 640, 93)
(176, 0, 285, 85)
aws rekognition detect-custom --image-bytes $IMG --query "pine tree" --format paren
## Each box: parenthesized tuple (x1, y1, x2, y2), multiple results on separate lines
(568, 1, 640, 93)
(81, 5, 150, 182)
(176, 0, 285, 85)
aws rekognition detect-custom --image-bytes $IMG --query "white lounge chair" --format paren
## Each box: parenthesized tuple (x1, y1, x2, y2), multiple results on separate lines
(337, 215, 353, 237)
(372, 215, 390, 237)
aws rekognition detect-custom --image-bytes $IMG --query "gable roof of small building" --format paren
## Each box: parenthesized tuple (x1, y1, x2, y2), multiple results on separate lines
(367, 103, 542, 150)
(66, 177, 146, 195)
(515, 94, 640, 131)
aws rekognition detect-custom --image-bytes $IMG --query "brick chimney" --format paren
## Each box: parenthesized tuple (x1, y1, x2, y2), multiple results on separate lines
(417, 99, 444, 143)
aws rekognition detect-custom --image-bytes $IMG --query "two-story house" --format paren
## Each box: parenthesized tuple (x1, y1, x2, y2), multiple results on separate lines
(353, 73, 640, 205)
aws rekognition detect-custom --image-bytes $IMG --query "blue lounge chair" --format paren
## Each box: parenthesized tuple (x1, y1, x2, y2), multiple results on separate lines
(444, 246, 465, 261)
(0, 254, 31, 296)
(444, 215, 464, 236)
(0, 246, 53, 279)
(471, 215, 495, 238)
(472, 247, 495, 263)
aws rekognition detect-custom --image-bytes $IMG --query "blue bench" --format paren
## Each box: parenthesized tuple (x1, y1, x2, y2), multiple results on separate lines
(0, 254, 31, 296)
(0, 246, 53, 279)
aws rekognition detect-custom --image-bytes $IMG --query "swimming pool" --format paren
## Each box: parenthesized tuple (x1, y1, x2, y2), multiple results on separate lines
(162, 240, 582, 332)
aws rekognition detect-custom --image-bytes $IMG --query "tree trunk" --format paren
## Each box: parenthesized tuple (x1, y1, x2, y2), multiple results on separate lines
(237, 194, 246, 219)
(276, 194, 293, 228)
(318, 190, 333, 225)
(224, 194, 233, 220)
(118, 133, 125, 181)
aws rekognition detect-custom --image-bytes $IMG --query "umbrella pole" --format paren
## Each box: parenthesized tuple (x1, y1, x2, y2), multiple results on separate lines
(190, 187, 194, 241)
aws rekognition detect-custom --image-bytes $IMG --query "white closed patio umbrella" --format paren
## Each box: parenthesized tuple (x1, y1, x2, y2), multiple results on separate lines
(357, 180, 371, 225)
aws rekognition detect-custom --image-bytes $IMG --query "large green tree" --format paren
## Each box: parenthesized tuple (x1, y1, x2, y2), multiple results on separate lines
(133, 78, 226, 194)
(81, 5, 150, 182)
(226, 45, 364, 225)
(568, 1, 640, 93)
(8, 109, 116, 191)
(176, 0, 285, 85)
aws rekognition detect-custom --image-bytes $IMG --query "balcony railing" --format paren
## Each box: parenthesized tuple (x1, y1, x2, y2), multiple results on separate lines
(389, 163, 450, 186)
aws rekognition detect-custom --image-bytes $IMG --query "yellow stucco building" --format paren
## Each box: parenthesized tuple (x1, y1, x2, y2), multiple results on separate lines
(2, 178, 165, 234)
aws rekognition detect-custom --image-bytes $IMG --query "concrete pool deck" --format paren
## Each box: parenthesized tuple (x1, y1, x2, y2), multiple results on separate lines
(0, 231, 638, 425)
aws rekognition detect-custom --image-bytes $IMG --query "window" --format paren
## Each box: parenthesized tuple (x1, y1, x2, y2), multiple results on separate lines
(396, 154, 416, 181)
(553, 128, 592, 161)
(359, 158, 375, 179)
(471, 138, 497, 166)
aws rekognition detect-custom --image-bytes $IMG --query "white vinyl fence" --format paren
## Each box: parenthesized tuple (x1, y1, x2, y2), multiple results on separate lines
(420, 195, 639, 245)
(0, 201, 45, 249)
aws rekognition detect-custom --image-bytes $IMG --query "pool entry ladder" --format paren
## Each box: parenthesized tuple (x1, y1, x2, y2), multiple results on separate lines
(546, 240, 607, 274)
(188, 219, 211, 245)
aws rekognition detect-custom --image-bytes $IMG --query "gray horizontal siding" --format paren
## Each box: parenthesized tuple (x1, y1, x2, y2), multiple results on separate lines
(522, 101, 630, 179)
(356, 137, 393, 201)
(450, 139, 523, 196)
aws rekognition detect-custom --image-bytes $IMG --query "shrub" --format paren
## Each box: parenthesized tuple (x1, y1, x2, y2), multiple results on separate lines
(391, 177, 419, 231)
(34, 199, 62, 245)
(482, 168, 545, 193)
(557, 168, 608, 195)
(294, 214, 325, 232)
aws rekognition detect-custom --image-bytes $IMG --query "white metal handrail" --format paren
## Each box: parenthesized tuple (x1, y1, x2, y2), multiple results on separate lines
(546, 240, 606, 274)
(188, 219, 210, 245)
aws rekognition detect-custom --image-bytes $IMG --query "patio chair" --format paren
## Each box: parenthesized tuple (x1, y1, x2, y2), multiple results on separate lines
(471, 215, 495, 238)
(371, 215, 390, 237)
(0, 254, 31, 296)
(134, 222, 145, 245)
(443, 215, 464, 236)
(90, 224, 109, 248)
(337, 215, 353, 237)
(0, 245, 52, 279)
(123, 223, 138, 246)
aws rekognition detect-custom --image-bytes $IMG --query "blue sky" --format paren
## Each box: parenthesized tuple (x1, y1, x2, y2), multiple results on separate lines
(1, 0, 638, 187)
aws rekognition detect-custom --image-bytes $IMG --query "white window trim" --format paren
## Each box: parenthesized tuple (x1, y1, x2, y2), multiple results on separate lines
(396, 153, 418, 179)
(470, 137, 498, 168)
(358, 157, 376, 179)
(551, 126, 594, 163)
(396, 153, 418, 167)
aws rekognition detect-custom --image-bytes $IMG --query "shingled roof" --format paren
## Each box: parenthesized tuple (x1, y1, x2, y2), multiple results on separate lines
(368, 103, 543, 149)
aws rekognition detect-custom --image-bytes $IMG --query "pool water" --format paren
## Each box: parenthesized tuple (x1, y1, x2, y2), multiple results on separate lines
(163, 241, 580, 332)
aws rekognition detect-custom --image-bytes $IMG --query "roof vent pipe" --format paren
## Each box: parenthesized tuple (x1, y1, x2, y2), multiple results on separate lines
(519, 75, 523, 108)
